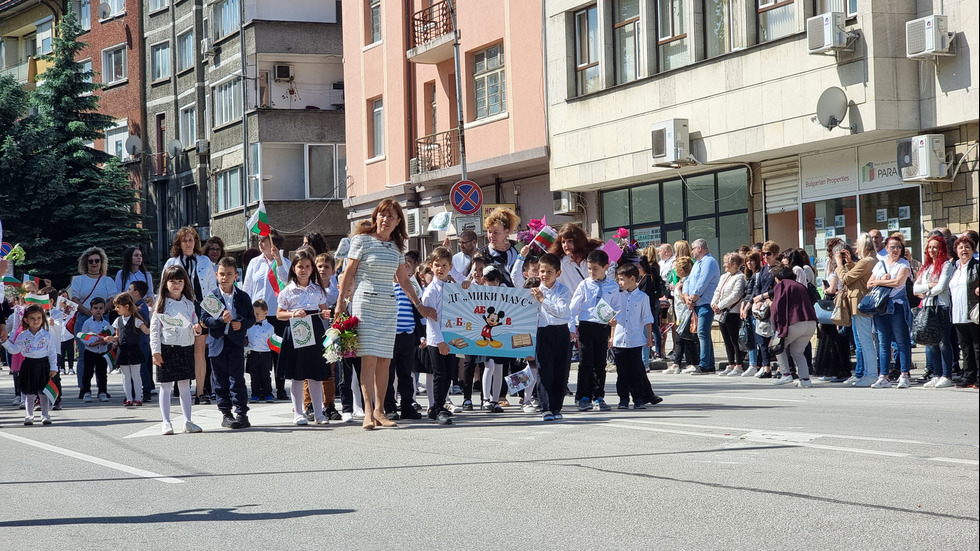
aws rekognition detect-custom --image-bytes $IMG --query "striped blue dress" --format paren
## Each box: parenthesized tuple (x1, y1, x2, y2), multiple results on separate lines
(348, 234, 405, 358)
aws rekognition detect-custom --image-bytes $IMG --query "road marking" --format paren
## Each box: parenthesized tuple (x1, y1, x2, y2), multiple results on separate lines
(0, 431, 184, 484)
(928, 457, 980, 465)
(124, 404, 295, 438)
(679, 393, 804, 403)
(622, 419, 930, 445)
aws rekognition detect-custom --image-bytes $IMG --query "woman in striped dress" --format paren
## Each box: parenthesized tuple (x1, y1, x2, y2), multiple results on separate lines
(336, 199, 436, 430)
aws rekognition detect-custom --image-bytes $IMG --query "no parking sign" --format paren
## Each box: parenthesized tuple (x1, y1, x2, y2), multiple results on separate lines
(450, 180, 483, 215)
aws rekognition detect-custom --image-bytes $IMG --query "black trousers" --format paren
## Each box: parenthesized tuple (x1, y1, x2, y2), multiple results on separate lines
(718, 314, 746, 367)
(82, 350, 108, 396)
(576, 321, 611, 401)
(536, 324, 571, 414)
(427, 346, 454, 413)
(673, 336, 700, 367)
(612, 346, 653, 403)
(246, 351, 274, 398)
(210, 345, 248, 416)
(955, 323, 978, 385)
(386, 332, 419, 412)
(269, 317, 288, 394)
(59, 340, 75, 371)
(462, 355, 483, 403)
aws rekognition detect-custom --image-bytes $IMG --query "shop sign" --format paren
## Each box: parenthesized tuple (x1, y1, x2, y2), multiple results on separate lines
(858, 141, 903, 191)
(633, 226, 662, 249)
(801, 149, 857, 201)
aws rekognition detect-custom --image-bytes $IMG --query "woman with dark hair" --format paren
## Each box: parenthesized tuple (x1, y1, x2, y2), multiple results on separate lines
(336, 199, 436, 430)
(203, 237, 226, 270)
(813, 238, 852, 382)
(770, 265, 817, 387)
(163, 226, 218, 403)
(739, 251, 762, 377)
(867, 235, 913, 389)
(914, 235, 954, 388)
(549, 224, 602, 292)
(303, 232, 329, 256)
(115, 246, 154, 300)
(949, 236, 979, 388)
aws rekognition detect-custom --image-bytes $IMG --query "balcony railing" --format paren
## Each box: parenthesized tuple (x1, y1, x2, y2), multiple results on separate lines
(411, 0, 453, 49)
(414, 128, 460, 174)
(148, 152, 167, 177)
(0, 60, 31, 84)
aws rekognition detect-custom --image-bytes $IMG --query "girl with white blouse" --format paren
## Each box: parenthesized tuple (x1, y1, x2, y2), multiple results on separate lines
(1, 305, 57, 425)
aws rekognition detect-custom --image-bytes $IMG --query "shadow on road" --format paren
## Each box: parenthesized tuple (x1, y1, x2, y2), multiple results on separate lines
(0, 505, 355, 527)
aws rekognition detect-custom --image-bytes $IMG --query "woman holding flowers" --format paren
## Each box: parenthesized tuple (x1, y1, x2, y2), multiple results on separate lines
(336, 199, 435, 430)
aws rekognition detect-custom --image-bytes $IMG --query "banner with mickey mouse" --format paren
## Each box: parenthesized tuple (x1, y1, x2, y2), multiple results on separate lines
(440, 282, 538, 359)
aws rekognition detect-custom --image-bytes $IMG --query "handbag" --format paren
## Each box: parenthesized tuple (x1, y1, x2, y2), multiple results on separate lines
(831, 291, 851, 326)
(905, 278, 921, 309)
(717, 308, 730, 324)
(769, 334, 785, 355)
(806, 281, 821, 304)
(738, 317, 752, 351)
(911, 304, 944, 346)
(814, 299, 835, 325)
(857, 285, 890, 315)
(971, 303, 979, 325)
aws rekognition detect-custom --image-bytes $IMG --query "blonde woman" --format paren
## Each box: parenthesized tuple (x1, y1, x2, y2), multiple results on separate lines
(70, 247, 117, 393)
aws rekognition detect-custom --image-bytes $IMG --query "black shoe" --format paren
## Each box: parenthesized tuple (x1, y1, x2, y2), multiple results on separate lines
(304, 405, 315, 422)
(200, 395, 211, 405)
(691, 368, 715, 375)
(427, 408, 438, 420)
(236, 414, 251, 428)
(386, 411, 401, 421)
(221, 414, 242, 429)
(194, 395, 201, 405)
(400, 408, 422, 419)
(436, 410, 453, 425)
(649, 395, 664, 406)
(276, 390, 289, 401)
(759, 371, 773, 379)
(412, 401, 422, 412)
(327, 408, 343, 421)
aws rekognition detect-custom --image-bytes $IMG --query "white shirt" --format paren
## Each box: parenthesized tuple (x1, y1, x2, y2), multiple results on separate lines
(537, 281, 572, 327)
(913, 261, 953, 308)
(149, 297, 199, 353)
(2, 328, 57, 370)
(80, 317, 112, 354)
(247, 320, 276, 352)
(612, 288, 654, 349)
(452, 251, 472, 276)
(569, 277, 623, 329)
(949, 261, 971, 324)
(243, 254, 291, 312)
(115, 269, 155, 299)
(871, 258, 911, 301)
(660, 255, 676, 286)
(420, 278, 447, 345)
(163, 255, 218, 300)
(70, 274, 117, 309)
(277, 282, 327, 312)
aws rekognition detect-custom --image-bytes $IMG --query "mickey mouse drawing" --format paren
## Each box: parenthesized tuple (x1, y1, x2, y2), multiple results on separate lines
(476, 307, 504, 349)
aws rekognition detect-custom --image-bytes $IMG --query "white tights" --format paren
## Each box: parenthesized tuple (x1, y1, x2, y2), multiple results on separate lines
(22, 393, 50, 418)
(159, 380, 192, 424)
(291, 379, 324, 422)
(120, 364, 143, 402)
(482, 359, 503, 404)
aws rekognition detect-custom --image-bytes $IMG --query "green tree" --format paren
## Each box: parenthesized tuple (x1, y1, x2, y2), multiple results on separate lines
(0, 7, 145, 287)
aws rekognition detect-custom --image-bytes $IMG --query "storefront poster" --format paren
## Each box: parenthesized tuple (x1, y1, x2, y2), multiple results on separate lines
(814, 234, 827, 250)
(899, 206, 910, 220)
(858, 141, 903, 191)
(633, 226, 661, 249)
(888, 218, 900, 231)
(814, 217, 825, 230)
(835, 215, 846, 228)
(801, 149, 858, 201)
(876, 209, 888, 222)
(825, 228, 836, 238)
(900, 227, 912, 242)
(441, 283, 539, 359)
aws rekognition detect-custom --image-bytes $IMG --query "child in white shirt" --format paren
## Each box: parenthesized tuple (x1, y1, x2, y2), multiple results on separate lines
(1, 305, 57, 425)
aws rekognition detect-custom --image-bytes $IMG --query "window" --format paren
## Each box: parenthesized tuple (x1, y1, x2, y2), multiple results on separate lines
(35, 21, 53, 55)
(705, 0, 733, 58)
(179, 105, 196, 148)
(150, 42, 171, 81)
(105, 124, 129, 161)
(574, 5, 599, 95)
(79, 58, 93, 86)
(613, 0, 640, 84)
(306, 144, 347, 199)
(368, 0, 381, 44)
(176, 31, 194, 72)
(758, 0, 795, 42)
(25, 33, 37, 58)
(473, 44, 505, 119)
(215, 167, 243, 212)
(657, 0, 688, 71)
(75, 0, 91, 30)
(213, 0, 241, 40)
(104, 0, 125, 18)
(370, 98, 384, 157)
(817, 0, 857, 17)
(213, 78, 243, 127)
(102, 45, 127, 84)
(150, 0, 170, 12)
(257, 70, 270, 107)
(247, 143, 260, 201)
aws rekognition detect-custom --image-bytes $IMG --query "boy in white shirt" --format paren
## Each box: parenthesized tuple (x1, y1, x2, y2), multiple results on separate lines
(79, 297, 113, 402)
(531, 253, 572, 421)
(610, 263, 663, 409)
(569, 250, 621, 412)
(246, 300, 276, 403)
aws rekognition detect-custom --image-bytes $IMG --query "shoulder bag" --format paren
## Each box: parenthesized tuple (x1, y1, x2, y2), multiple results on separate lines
(830, 290, 851, 326)
(910, 302, 944, 346)
(769, 334, 785, 355)
(857, 261, 890, 315)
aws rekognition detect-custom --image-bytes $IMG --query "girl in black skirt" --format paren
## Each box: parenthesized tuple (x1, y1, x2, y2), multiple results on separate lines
(1, 305, 57, 425)
(107, 292, 150, 406)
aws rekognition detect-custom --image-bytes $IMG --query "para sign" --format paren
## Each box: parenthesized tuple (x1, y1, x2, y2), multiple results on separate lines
(441, 283, 538, 358)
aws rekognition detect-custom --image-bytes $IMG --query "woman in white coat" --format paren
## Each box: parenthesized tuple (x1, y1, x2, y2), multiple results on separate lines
(163, 226, 218, 403)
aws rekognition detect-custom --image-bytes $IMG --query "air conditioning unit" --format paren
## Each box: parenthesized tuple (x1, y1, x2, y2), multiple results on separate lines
(897, 134, 947, 180)
(806, 12, 851, 54)
(329, 81, 345, 109)
(196, 139, 210, 155)
(553, 191, 578, 215)
(405, 208, 429, 237)
(906, 15, 954, 59)
(274, 64, 294, 82)
(200, 38, 213, 56)
(651, 119, 690, 166)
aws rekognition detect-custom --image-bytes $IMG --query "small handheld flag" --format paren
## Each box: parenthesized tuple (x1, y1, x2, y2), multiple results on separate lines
(76, 332, 101, 345)
(531, 225, 558, 251)
(267, 259, 285, 295)
(42, 379, 60, 404)
(247, 201, 271, 237)
(2, 276, 22, 286)
(268, 334, 282, 353)
(25, 293, 51, 310)
(103, 349, 118, 371)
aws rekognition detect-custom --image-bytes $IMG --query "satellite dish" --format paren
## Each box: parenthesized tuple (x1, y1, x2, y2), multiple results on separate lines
(815, 87, 848, 130)
(167, 139, 183, 158)
(97, 2, 111, 20)
(124, 135, 143, 156)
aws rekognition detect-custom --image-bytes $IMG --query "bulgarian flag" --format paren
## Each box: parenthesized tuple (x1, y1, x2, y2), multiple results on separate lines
(25, 293, 51, 310)
(247, 201, 271, 237)
(42, 379, 60, 404)
(76, 332, 101, 345)
(24, 275, 41, 287)
(103, 349, 119, 371)
(267, 259, 285, 295)
(2, 276, 22, 286)
(268, 334, 282, 353)
(531, 225, 558, 251)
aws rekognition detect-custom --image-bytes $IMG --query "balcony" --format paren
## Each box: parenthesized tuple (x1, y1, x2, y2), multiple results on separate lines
(0, 58, 36, 87)
(406, 0, 454, 64)
(414, 128, 460, 175)
(148, 152, 168, 178)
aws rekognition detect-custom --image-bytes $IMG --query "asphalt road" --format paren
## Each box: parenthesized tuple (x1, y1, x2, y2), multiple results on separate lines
(1, 356, 977, 550)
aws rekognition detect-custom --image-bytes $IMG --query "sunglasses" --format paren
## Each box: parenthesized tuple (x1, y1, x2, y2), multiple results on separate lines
(763, 251, 773, 256)
(88, 258, 102, 264)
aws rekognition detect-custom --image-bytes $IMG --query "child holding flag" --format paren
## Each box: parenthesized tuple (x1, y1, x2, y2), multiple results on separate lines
(242, 228, 291, 400)
(79, 297, 112, 402)
(1, 305, 58, 425)
(106, 292, 150, 406)
(246, 299, 277, 402)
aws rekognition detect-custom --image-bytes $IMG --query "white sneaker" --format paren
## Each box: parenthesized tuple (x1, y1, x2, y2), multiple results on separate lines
(718, 367, 733, 377)
(84, 392, 92, 403)
(183, 420, 202, 433)
(341, 412, 354, 423)
(666, 365, 680, 374)
(754, 368, 767, 379)
(797, 379, 813, 388)
(98, 393, 109, 402)
(728, 368, 744, 377)
(896, 375, 910, 389)
(293, 416, 308, 426)
(742, 366, 758, 377)
(923, 377, 939, 388)
(523, 403, 537, 413)
(935, 376, 953, 388)
(10, 397, 22, 406)
(352, 410, 365, 419)
(842, 375, 859, 385)
(161, 422, 174, 435)
(773, 374, 794, 385)
(681, 365, 699, 374)
(871, 376, 892, 389)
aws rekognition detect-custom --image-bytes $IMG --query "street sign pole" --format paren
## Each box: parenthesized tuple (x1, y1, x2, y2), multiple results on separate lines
(448, 0, 467, 181)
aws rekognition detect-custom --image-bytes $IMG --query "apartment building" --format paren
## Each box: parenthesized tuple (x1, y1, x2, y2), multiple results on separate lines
(143, 0, 346, 265)
(545, 0, 978, 267)
(342, 0, 557, 250)
(0, 0, 62, 90)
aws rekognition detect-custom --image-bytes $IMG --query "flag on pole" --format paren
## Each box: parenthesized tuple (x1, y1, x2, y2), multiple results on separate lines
(247, 201, 271, 237)
(25, 293, 51, 310)
(2, 276, 22, 286)
(24, 274, 41, 288)
(103, 349, 118, 371)
(42, 379, 60, 404)
(268, 334, 282, 354)
(531, 225, 558, 251)
(267, 259, 285, 295)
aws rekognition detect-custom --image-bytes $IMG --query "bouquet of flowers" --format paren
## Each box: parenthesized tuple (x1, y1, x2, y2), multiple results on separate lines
(516, 217, 549, 251)
(323, 310, 359, 362)
(614, 228, 640, 264)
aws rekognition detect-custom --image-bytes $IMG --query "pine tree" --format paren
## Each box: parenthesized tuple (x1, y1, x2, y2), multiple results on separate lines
(0, 7, 145, 286)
